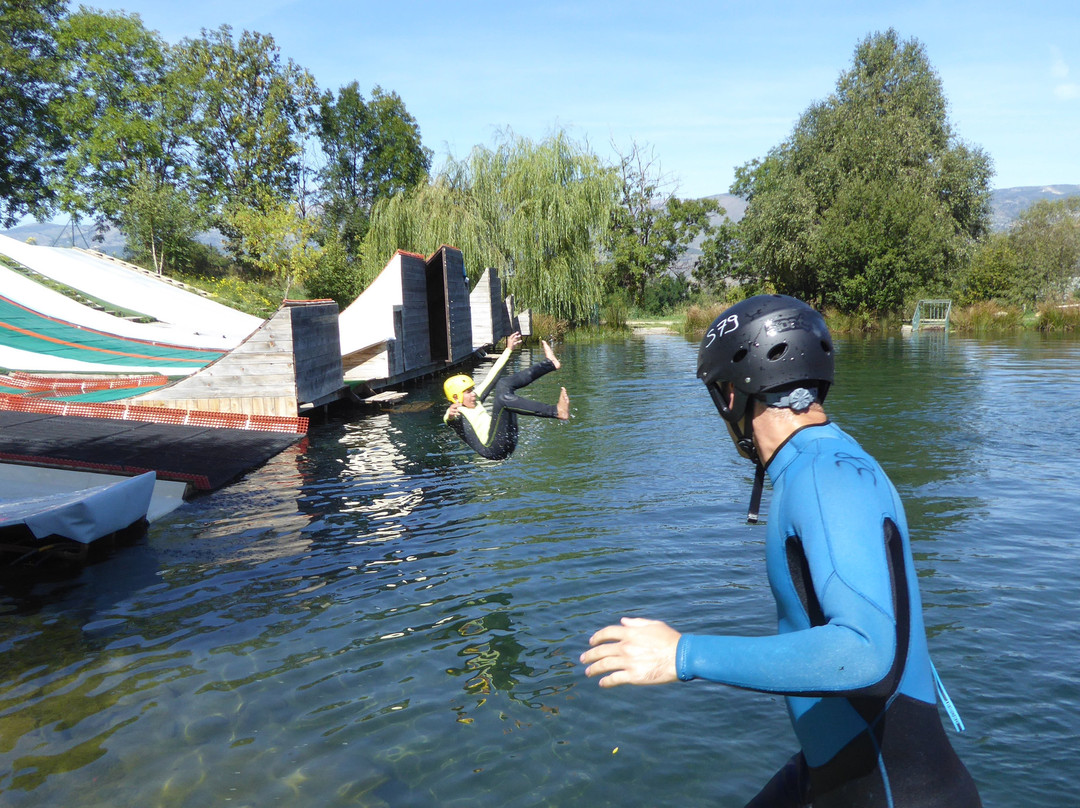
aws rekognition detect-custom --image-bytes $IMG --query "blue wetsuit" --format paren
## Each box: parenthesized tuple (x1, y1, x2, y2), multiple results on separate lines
(677, 422, 981, 807)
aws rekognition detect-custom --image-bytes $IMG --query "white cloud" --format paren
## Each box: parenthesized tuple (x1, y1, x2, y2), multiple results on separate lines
(1050, 46, 1077, 99)
(1051, 49, 1069, 79)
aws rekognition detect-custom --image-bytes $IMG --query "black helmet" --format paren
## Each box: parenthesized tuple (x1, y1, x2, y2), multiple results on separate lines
(697, 294, 834, 523)
(697, 294, 834, 425)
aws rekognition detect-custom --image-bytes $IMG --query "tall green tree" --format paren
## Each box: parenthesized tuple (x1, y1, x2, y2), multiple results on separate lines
(606, 142, 722, 306)
(0, 0, 66, 226)
(955, 232, 1020, 305)
(733, 29, 993, 312)
(362, 129, 617, 320)
(315, 83, 432, 254)
(118, 167, 202, 274)
(1008, 196, 1080, 305)
(53, 8, 199, 249)
(180, 25, 318, 254)
(694, 216, 744, 296)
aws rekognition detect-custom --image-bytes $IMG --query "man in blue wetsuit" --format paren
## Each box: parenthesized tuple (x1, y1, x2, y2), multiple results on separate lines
(443, 332, 569, 460)
(581, 295, 981, 807)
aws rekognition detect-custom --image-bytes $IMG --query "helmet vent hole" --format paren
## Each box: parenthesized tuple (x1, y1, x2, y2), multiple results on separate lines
(822, 340, 832, 354)
(732, 348, 748, 363)
(767, 343, 788, 361)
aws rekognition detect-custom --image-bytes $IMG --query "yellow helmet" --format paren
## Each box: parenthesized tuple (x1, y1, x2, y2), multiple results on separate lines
(443, 374, 475, 403)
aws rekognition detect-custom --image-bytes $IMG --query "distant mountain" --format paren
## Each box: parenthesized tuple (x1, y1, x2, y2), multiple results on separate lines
(3, 186, 1076, 258)
(704, 193, 749, 223)
(699, 186, 1080, 232)
(988, 185, 1080, 231)
(0, 220, 224, 259)
(1, 220, 128, 255)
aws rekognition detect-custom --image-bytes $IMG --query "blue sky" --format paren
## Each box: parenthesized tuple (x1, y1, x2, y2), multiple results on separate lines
(75, 0, 1080, 198)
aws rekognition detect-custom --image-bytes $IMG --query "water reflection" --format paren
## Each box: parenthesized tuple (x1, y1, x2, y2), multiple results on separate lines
(0, 334, 1077, 807)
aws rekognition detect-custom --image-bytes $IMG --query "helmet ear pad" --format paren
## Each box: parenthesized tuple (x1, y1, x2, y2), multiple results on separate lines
(707, 382, 758, 461)
(706, 381, 750, 424)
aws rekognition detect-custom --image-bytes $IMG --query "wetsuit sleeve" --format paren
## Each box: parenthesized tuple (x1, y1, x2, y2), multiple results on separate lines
(444, 407, 489, 456)
(676, 455, 902, 697)
(474, 347, 514, 403)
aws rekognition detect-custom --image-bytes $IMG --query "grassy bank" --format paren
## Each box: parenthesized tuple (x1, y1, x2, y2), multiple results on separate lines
(677, 300, 1080, 341)
(164, 266, 1080, 340)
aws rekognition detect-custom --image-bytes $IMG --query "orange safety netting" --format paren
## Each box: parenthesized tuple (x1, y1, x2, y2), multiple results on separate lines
(1, 371, 170, 393)
(0, 393, 308, 435)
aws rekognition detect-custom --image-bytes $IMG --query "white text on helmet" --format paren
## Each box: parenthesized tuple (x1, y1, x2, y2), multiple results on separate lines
(704, 314, 740, 347)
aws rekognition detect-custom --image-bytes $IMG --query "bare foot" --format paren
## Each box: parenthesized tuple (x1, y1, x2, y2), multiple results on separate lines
(542, 340, 561, 370)
(557, 387, 570, 420)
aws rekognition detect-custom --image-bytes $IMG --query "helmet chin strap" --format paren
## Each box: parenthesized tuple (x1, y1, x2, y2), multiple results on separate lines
(729, 406, 766, 524)
(747, 464, 766, 525)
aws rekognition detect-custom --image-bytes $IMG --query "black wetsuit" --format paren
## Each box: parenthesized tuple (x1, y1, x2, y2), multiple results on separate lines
(444, 359, 559, 460)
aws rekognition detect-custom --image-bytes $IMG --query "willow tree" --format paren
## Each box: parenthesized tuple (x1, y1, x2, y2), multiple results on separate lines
(361, 129, 618, 321)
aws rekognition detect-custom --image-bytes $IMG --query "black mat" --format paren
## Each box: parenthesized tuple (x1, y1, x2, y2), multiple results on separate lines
(0, 412, 304, 491)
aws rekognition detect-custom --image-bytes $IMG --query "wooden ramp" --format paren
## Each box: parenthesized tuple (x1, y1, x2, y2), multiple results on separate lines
(131, 300, 345, 417)
(470, 267, 514, 349)
(339, 248, 514, 389)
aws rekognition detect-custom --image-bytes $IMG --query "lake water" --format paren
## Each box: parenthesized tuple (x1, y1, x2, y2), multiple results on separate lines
(0, 331, 1077, 807)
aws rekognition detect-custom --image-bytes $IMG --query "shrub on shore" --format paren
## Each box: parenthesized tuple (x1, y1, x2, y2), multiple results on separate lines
(1035, 303, 1080, 332)
(822, 308, 894, 335)
(950, 302, 1024, 333)
(529, 311, 571, 343)
(681, 302, 726, 340)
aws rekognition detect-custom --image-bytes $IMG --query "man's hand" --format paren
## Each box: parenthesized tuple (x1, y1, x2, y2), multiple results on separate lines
(446, 402, 460, 419)
(580, 617, 681, 688)
(506, 331, 522, 350)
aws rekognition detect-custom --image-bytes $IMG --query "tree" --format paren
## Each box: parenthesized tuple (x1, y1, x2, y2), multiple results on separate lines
(0, 0, 66, 226)
(694, 216, 744, 296)
(53, 8, 200, 250)
(361, 129, 618, 321)
(118, 167, 202, 274)
(1008, 196, 1080, 305)
(606, 142, 721, 306)
(180, 25, 318, 253)
(315, 83, 432, 254)
(733, 29, 993, 312)
(224, 192, 322, 298)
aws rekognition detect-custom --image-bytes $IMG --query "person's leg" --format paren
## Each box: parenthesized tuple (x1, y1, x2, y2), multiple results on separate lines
(501, 339, 562, 393)
(503, 359, 556, 393)
(494, 360, 561, 416)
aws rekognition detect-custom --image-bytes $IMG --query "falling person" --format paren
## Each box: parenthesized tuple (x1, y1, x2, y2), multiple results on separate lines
(442, 332, 569, 460)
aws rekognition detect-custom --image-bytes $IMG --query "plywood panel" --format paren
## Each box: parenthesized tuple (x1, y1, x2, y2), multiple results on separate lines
(400, 254, 431, 370)
(470, 267, 512, 349)
(289, 301, 343, 404)
(442, 247, 474, 362)
(136, 396, 298, 418)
